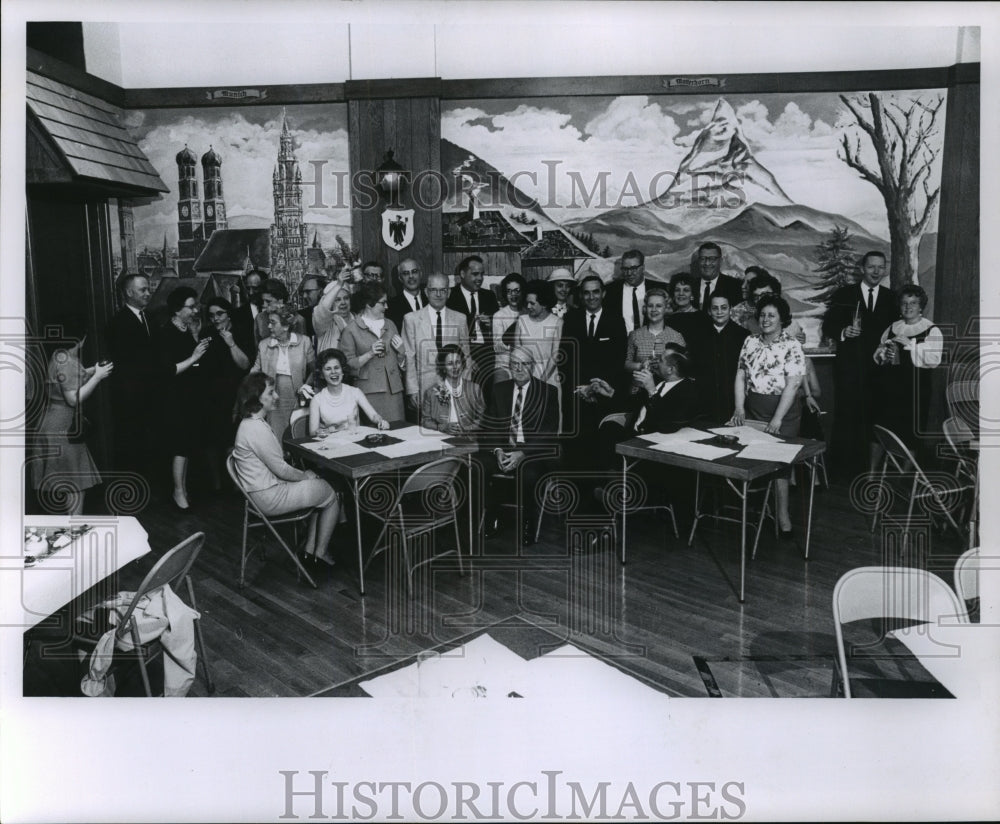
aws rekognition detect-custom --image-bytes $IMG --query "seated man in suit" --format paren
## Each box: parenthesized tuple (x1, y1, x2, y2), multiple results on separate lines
(481, 347, 560, 547)
(594, 344, 701, 525)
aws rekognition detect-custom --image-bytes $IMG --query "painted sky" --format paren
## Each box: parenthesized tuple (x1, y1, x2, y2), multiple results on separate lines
(124, 104, 350, 251)
(441, 90, 947, 237)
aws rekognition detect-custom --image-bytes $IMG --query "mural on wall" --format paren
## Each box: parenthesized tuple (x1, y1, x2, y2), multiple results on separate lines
(118, 103, 351, 303)
(440, 89, 946, 349)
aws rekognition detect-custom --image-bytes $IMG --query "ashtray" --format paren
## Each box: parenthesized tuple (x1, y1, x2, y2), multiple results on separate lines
(364, 433, 387, 446)
(708, 434, 740, 447)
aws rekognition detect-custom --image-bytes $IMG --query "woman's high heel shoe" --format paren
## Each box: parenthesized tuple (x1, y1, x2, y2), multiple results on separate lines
(172, 490, 190, 511)
(313, 552, 336, 568)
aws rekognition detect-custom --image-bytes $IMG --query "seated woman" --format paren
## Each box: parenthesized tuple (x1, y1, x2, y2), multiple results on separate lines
(420, 344, 486, 435)
(232, 373, 340, 566)
(308, 348, 391, 437)
(731, 294, 805, 537)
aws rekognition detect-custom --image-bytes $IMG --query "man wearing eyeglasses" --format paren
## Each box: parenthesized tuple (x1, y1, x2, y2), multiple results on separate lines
(603, 249, 668, 335)
(481, 347, 559, 546)
(694, 242, 743, 313)
(387, 257, 427, 331)
(297, 275, 327, 340)
(402, 272, 470, 412)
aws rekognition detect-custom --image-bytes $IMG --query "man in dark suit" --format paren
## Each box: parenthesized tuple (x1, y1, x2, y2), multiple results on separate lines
(481, 347, 560, 546)
(386, 257, 427, 332)
(447, 255, 500, 399)
(695, 242, 744, 312)
(699, 294, 750, 424)
(297, 275, 327, 342)
(106, 273, 169, 481)
(232, 268, 264, 346)
(822, 250, 899, 476)
(602, 249, 669, 336)
(558, 275, 628, 464)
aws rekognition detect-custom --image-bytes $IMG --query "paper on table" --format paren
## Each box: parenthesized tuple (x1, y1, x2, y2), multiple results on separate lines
(737, 442, 803, 463)
(709, 425, 781, 444)
(376, 439, 448, 458)
(640, 427, 713, 445)
(299, 438, 370, 458)
(649, 441, 738, 460)
(527, 645, 667, 702)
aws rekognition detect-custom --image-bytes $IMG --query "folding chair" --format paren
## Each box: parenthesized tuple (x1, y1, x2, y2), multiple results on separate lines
(871, 425, 974, 543)
(288, 407, 310, 440)
(941, 417, 976, 484)
(832, 565, 968, 698)
(953, 547, 980, 612)
(76, 532, 214, 696)
(366, 457, 466, 594)
(226, 452, 318, 590)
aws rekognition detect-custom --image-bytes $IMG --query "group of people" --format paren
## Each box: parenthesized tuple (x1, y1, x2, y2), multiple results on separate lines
(32, 243, 942, 555)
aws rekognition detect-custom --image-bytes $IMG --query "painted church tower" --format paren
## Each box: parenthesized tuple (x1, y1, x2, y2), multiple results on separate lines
(270, 112, 308, 288)
(176, 145, 203, 276)
(201, 145, 227, 238)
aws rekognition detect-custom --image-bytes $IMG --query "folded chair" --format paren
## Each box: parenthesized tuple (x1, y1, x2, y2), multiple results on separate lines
(366, 457, 466, 594)
(76, 532, 214, 696)
(832, 565, 968, 698)
(226, 452, 318, 589)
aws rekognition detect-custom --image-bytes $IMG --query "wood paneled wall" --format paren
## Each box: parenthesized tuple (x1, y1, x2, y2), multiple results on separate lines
(348, 92, 442, 293)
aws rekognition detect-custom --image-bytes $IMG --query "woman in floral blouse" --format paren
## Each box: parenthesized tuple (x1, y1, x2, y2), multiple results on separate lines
(420, 344, 485, 436)
(731, 294, 805, 537)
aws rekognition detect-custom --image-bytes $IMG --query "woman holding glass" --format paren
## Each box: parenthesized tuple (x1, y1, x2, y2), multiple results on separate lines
(338, 282, 407, 423)
(251, 304, 314, 440)
(308, 348, 390, 437)
(491, 273, 526, 381)
(159, 286, 210, 510)
(420, 344, 485, 435)
(625, 286, 687, 380)
(233, 373, 340, 566)
(31, 315, 113, 514)
(731, 294, 806, 537)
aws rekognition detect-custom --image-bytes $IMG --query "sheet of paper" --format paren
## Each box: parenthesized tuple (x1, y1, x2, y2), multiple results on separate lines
(640, 427, 713, 445)
(298, 438, 370, 458)
(649, 441, 738, 460)
(375, 439, 448, 458)
(736, 442, 803, 463)
(709, 425, 781, 444)
(527, 645, 667, 703)
(386, 425, 448, 442)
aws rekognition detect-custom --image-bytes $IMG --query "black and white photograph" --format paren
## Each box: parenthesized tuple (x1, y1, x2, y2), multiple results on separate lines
(2, 1, 998, 821)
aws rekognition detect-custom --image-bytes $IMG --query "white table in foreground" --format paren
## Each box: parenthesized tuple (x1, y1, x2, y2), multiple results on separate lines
(2, 515, 151, 631)
(890, 624, 1000, 699)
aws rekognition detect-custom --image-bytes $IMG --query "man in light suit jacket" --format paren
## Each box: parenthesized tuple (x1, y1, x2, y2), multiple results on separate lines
(447, 255, 500, 400)
(386, 257, 427, 332)
(695, 242, 744, 312)
(106, 273, 170, 479)
(402, 272, 470, 412)
(602, 249, 669, 336)
(822, 250, 899, 476)
(480, 347, 560, 546)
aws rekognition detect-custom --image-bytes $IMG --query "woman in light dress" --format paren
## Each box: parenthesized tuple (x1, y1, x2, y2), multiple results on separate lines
(491, 273, 526, 382)
(514, 280, 562, 388)
(308, 348, 391, 437)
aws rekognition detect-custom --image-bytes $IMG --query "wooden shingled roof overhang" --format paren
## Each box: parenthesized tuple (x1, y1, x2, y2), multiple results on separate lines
(26, 69, 168, 202)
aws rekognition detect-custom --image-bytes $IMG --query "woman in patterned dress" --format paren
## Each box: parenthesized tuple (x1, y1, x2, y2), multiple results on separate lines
(731, 294, 806, 536)
(625, 286, 687, 389)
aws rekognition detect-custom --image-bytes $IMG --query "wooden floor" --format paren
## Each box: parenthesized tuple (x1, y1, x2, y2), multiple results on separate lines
(24, 463, 972, 698)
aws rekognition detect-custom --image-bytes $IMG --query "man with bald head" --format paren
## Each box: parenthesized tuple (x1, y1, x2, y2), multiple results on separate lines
(387, 257, 427, 331)
(402, 272, 470, 412)
(481, 346, 560, 546)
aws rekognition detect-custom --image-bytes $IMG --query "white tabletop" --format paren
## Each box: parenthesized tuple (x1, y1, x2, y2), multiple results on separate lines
(3, 515, 151, 631)
(890, 624, 1000, 699)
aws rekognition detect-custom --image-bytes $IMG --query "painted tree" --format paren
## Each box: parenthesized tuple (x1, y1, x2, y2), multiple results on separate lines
(837, 91, 943, 290)
(814, 225, 859, 307)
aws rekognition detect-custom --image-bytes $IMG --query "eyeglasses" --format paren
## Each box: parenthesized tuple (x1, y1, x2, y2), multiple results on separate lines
(427, 288, 449, 294)
(510, 361, 531, 371)
(621, 265, 642, 273)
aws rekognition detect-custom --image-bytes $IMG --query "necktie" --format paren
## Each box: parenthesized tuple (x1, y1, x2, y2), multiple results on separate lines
(470, 292, 479, 341)
(139, 310, 149, 336)
(866, 287, 874, 315)
(702, 282, 711, 312)
(413, 293, 421, 311)
(631, 287, 640, 330)
(588, 314, 596, 338)
(510, 386, 523, 445)
(435, 311, 443, 350)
